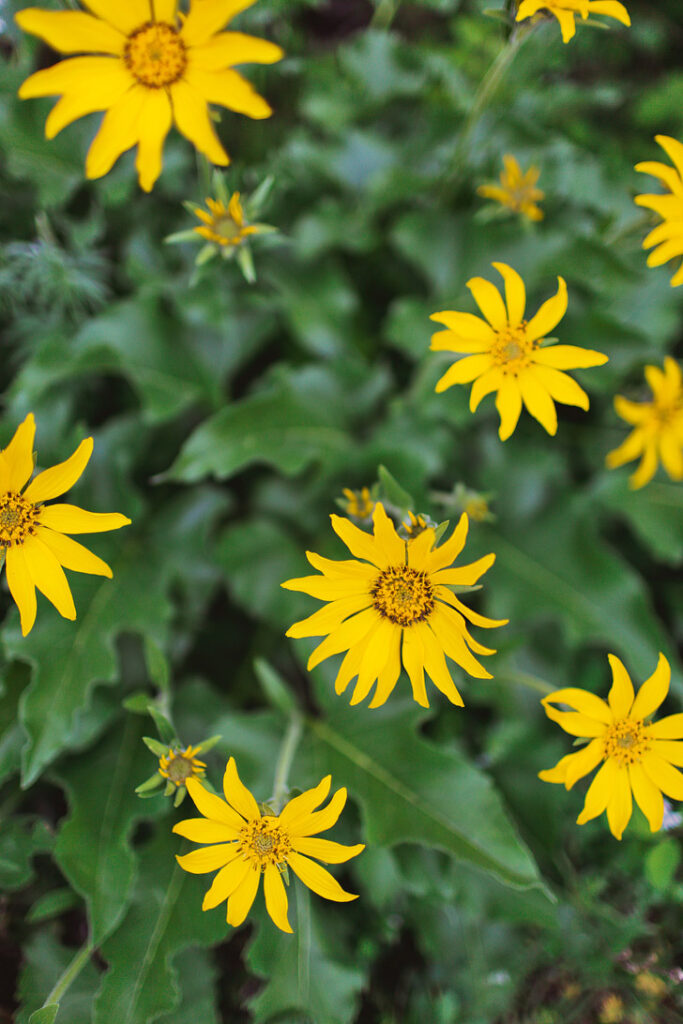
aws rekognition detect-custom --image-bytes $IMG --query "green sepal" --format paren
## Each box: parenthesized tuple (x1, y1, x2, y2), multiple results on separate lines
(433, 520, 450, 545)
(147, 707, 177, 746)
(444, 583, 482, 595)
(244, 174, 275, 218)
(237, 245, 256, 284)
(378, 465, 414, 512)
(277, 862, 290, 886)
(182, 199, 201, 215)
(28, 1005, 59, 1024)
(194, 734, 222, 754)
(195, 244, 217, 267)
(142, 736, 170, 758)
(173, 787, 187, 808)
(164, 781, 176, 797)
(259, 801, 277, 817)
(0, 549, 5, 572)
(122, 691, 151, 714)
(483, 8, 512, 24)
(135, 771, 165, 794)
(164, 229, 200, 245)
(212, 169, 231, 206)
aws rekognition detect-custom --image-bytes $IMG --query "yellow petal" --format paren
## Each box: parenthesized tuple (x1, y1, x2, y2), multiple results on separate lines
(430, 329, 490, 355)
(402, 626, 429, 707)
(263, 864, 292, 933)
(528, 366, 589, 411)
(565, 739, 605, 789)
(176, 844, 238, 874)
(282, 575, 369, 601)
(170, 79, 229, 165)
(37, 503, 130, 534)
(470, 367, 503, 412)
(334, 634, 371, 695)
(186, 65, 272, 118)
(422, 513, 468, 574)
(649, 713, 683, 739)
(222, 758, 261, 821)
(435, 355, 493, 392)
(2, 413, 36, 493)
(85, 86, 147, 181)
(287, 852, 357, 902)
(291, 837, 365, 863)
(525, 278, 568, 342)
(368, 629, 401, 708)
(35, 526, 111, 578)
(348, 619, 393, 706)
(428, 310, 495, 342)
(435, 587, 508, 629)
(305, 552, 376, 580)
(24, 438, 93, 504)
(181, 0, 258, 46)
(187, 776, 246, 829)
(466, 276, 508, 330)
(80, 0, 149, 34)
(630, 653, 670, 721)
(652, 740, 683, 767)
(659, 430, 683, 480)
(653, 133, 683, 183)
(492, 262, 526, 324)
(542, 688, 612, 725)
(607, 654, 635, 718)
(307, 608, 378, 671)
(14, 8, 125, 55)
(629, 444, 659, 490)
(289, 788, 347, 838)
(576, 758, 617, 824)
(5, 544, 37, 636)
(203, 856, 252, 911)
(371, 502, 405, 565)
(226, 863, 261, 924)
(628, 762, 663, 832)
(172, 818, 240, 844)
(191, 31, 284, 71)
(533, 344, 607, 370)
(429, 605, 492, 679)
(605, 429, 645, 470)
(495, 377, 523, 441)
(417, 621, 465, 706)
(642, 752, 683, 800)
(542, 705, 606, 738)
(554, 8, 577, 42)
(285, 594, 371, 639)
(22, 535, 76, 621)
(587, 1, 630, 25)
(135, 88, 172, 192)
(431, 552, 495, 587)
(330, 513, 386, 566)
(519, 373, 557, 436)
(280, 776, 332, 828)
(606, 765, 632, 840)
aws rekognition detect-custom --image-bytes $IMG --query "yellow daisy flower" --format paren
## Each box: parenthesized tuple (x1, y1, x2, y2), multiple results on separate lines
(635, 135, 683, 288)
(191, 191, 262, 247)
(159, 744, 207, 787)
(282, 503, 506, 709)
(515, 0, 631, 43)
(477, 154, 545, 222)
(173, 758, 364, 933)
(430, 262, 608, 440)
(606, 357, 683, 489)
(341, 487, 375, 520)
(0, 413, 130, 636)
(539, 653, 683, 840)
(15, 0, 283, 192)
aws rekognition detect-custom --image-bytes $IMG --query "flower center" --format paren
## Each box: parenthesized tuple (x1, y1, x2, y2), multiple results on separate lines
(0, 493, 36, 547)
(604, 718, 651, 766)
(492, 324, 535, 375)
(371, 565, 435, 627)
(238, 817, 290, 870)
(124, 22, 186, 88)
(166, 755, 193, 783)
(215, 215, 241, 239)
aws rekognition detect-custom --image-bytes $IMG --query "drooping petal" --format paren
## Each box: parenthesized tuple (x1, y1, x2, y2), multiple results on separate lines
(279, 776, 332, 828)
(35, 527, 112, 578)
(333, 631, 372, 695)
(576, 758, 617, 824)
(185, 67, 272, 118)
(263, 864, 292, 933)
(607, 654, 635, 718)
(14, 8, 125, 55)
(466, 276, 508, 329)
(349, 618, 394, 706)
(605, 429, 645, 470)
(203, 856, 252, 911)
(541, 704, 607, 738)
(470, 367, 503, 412)
(542, 688, 612, 725)
(222, 758, 261, 821)
(587, 1, 630, 25)
(402, 626, 429, 707)
(5, 545, 37, 636)
(170, 79, 229, 165)
(176, 844, 239, 874)
(630, 653, 670, 721)
(519, 372, 558, 436)
(191, 31, 284, 71)
(524, 278, 568, 342)
(492, 262, 526, 324)
(417, 622, 465, 706)
(435, 587, 508, 629)
(553, 8, 577, 42)
(135, 88, 172, 192)
(429, 605, 492, 679)
(2, 413, 36, 493)
(226, 863, 261, 925)
(181, 0, 258, 46)
(431, 552, 495, 587)
(628, 762, 664, 832)
(565, 739, 605, 789)
(629, 444, 659, 490)
(495, 377, 523, 440)
(287, 852, 358, 902)
(22, 535, 76, 621)
(367, 623, 402, 709)
(187, 776, 246, 829)
(605, 765, 632, 840)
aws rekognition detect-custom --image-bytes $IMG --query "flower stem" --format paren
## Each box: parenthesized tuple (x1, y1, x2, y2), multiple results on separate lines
(272, 710, 304, 814)
(196, 152, 213, 201)
(44, 941, 93, 1007)
(370, 0, 401, 29)
(499, 669, 555, 697)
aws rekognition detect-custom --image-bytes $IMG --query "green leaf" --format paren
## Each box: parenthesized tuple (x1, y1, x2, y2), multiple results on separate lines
(28, 1005, 59, 1024)
(378, 464, 414, 512)
(17, 932, 100, 1024)
(0, 816, 53, 890)
(645, 838, 681, 893)
(594, 474, 683, 566)
(27, 888, 81, 924)
(254, 658, 298, 715)
(143, 736, 170, 758)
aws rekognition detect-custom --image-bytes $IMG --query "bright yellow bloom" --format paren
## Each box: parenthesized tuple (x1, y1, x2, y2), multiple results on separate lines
(516, 0, 631, 43)
(635, 135, 683, 287)
(282, 503, 506, 709)
(159, 745, 207, 787)
(173, 758, 364, 933)
(15, 0, 283, 192)
(0, 413, 130, 636)
(341, 487, 375, 519)
(400, 510, 430, 539)
(539, 653, 683, 840)
(477, 154, 544, 222)
(599, 994, 625, 1024)
(430, 262, 608, 440)
(635, 972, 667, 999)
(192, 192, 261, 247)
(606, 358, 683, 489)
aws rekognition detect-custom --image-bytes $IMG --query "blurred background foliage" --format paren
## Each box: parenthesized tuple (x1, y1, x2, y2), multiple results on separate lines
(1, 0, 683, 1021)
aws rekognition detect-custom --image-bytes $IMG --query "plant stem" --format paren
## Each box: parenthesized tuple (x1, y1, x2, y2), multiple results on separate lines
(196, 152, 213, 201)
(44, 941, 93, 1007)
(272, 710, 304, 813)
(370, 0, 401, 30)
(499, 669, 555, 697)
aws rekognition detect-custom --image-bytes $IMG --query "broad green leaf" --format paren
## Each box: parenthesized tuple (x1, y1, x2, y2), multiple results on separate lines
(28, 1006, 59, 1024)
(593, 474, 683, 566)
(17, 933, 100, 1024)
(0, 816, 53, 890)
(645, 839, 681, 893)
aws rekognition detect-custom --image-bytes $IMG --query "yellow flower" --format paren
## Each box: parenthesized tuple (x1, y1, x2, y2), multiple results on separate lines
(282, 502, 506, 709)
(430, 262, 608, 440)
(341, 487, 375, 519)
(606, 358, 683, 489)
(0, 413, 130, 636)
(599, 994, 625, 1024)
(635, 135, 683, 288)
(15, 0, 283, 192)
(192, 191, 262, 247)
(159, 745, 207, 787)
(477, 154, 545, 222)
(515, 1, 631, 43)
(173, 758, 364, 933)
(635, 972, 667, 999)
(400, 510, 431, 539)
(539, 653, 683, 840)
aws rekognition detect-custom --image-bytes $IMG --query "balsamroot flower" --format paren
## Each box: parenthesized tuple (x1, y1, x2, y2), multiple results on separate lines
(159, 745, 207, 787)
(516, 1, 631, 44)
(174, 759, 364, 933)
(477, 154, 544, 222)
(539, 653, 683, 840)
(191, 192, 261, 248)
(15, 0, 283, 191)
(0, 413, 130, 636)
(282, 503, 506, 710)
(430, 262, 608, 440)
(635, 135, 683, 287)
(606, 358, 683, 489)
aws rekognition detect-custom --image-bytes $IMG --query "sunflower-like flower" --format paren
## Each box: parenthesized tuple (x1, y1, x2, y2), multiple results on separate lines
(191, 191, 262, 248)
(635, 135, 683, 288)
(282, 503, 506, 709)
(477, 154, 544, 222)
(0, 413, 130, 636)
(339, 487, 375, 520)
(539, 653, 683, 840)
(430, 262, 608, 440)
(173, 758, 364, 933)
(15, 0, 283, 191)
(515, 1, 631, 43)
(159, 745, 207, 787)
(606, 357, 683, 489)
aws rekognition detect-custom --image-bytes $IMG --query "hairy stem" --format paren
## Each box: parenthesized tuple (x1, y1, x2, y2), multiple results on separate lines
(272, 711, 304, 813)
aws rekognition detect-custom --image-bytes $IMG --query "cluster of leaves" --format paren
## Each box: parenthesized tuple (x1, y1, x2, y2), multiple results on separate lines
(0, 0, 682, 1021)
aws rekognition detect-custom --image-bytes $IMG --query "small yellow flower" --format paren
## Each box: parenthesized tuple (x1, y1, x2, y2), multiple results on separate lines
(539, 653, 683, 841)
(606, 358, 683, 489)
(635, 135, 683, 288)
(430, 262, 608, 440)
(282, 502, 506, 709)
(477, 154, 545, 222)
(341, 487, 375, 519)
(192, 192, 261, 248)
(635, 972, 667, 999)
(173, 758, 364, 933)
(400, 510, 431, 539)
(159, 745, 207, 787)
(0, 413, 130, 636)
(516, 1, 631, 43)
(599, 993, 625, 1024)
(15, 0, 283, 191)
